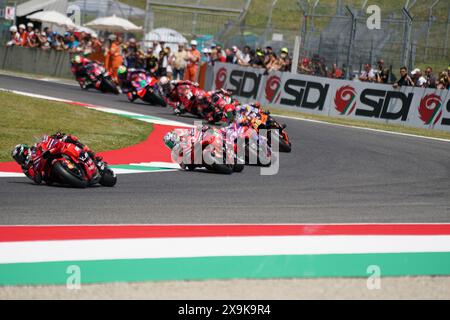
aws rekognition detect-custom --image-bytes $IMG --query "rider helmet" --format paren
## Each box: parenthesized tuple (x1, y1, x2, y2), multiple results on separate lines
(224, 104, 236, 122)
(159, 76, 172, 96)
(72, 55, 82, 64)
(11, 144, 30, 165)
(117, 65, 127, 80)
(163, 131, 179, 149)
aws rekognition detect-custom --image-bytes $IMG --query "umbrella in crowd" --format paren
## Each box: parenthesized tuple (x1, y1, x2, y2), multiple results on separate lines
(75, 26, 97, 35)
(144, 28, 187, 44)
(84, 15, 142, 32)
(27, 11, 76, 28)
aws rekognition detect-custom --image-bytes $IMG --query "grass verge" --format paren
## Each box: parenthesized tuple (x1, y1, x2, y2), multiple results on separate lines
(0, 91, 153, 162)
(268, 107, 450, 140)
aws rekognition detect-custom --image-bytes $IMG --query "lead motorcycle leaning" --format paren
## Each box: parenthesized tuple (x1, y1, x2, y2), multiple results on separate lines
(12, 135, 117, 188)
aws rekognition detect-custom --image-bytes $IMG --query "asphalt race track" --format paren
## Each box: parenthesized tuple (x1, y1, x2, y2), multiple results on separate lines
(1, 74, 449, 225)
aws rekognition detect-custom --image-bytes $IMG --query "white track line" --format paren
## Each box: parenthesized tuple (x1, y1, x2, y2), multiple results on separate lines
(275, 114, 450, 143)
(1, 235, 450, 264)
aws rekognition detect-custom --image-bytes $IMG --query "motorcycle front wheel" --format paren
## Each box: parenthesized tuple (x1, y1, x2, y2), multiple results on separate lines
(53, 161, 87, 188)
(99, 169, 117, 187)
(101, 77, 120, 95)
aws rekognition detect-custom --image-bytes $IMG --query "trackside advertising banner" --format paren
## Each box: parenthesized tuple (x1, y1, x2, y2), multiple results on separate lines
(213, 63, 450, 132)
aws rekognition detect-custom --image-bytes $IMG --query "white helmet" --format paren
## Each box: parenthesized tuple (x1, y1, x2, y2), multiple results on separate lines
(163, 131, 179, 150)
(159, 76, 172, 96)
(10, 25, 17, 32)
(27, 22, 34, 28)
(19, 24, 26, 30)
(190, 40, 198, 46)
(159, 76, 169, 85)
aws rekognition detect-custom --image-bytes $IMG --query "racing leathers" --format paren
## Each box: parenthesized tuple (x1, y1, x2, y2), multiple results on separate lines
(163, 80, 209, 115)
(71, 57, 102, 90)
(19, 133, 101, 184)
(119, 68, 149, 102)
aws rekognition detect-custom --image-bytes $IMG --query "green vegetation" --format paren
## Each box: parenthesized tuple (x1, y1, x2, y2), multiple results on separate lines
(0, 91, 153, 162)
(268, 107, 450, 140)
(123, 0, 448, 71)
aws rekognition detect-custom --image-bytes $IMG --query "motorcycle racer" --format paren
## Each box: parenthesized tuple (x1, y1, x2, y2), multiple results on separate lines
(71, 54, 102, 90)
(117, 65, 149, 102)
(12, 132, 105, 184)
(160, 77, 205, 115)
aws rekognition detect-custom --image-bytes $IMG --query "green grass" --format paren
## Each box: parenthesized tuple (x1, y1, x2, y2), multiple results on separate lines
(0, 91, 153, 162)
(268, 106, 450, 140)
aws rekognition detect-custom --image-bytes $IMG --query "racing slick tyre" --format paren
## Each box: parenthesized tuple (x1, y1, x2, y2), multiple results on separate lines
(180, 163, 196, 171)
(151, 92, 167, 107)
(101, 78, 120, 95)
(279, 139, 292, 153)
(99, 169, 117, 187)
(211, 164, 234, 174)
(53, 161, 87, 188)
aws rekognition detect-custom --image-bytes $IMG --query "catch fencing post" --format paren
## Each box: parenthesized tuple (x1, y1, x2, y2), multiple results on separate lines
(445, 5, 450, 60)
(425, 0, 440, 61)
(401, 7, 413, 69)
(291, 35, 301, 73)
(345, 6, 356, 80)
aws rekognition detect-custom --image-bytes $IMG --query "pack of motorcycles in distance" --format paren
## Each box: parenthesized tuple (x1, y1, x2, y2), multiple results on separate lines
(9, 59, 293, 189)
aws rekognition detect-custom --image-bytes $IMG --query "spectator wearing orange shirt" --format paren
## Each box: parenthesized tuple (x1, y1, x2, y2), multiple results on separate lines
(105, 34, 123, 83)
(185, 40, 201, 82)
(18, 24, 28, 46)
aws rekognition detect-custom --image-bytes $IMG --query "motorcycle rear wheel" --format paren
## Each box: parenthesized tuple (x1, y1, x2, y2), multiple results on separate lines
(101, 78, 120, 95)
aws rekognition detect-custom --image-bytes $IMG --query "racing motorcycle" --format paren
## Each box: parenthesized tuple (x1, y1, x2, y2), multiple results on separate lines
(37, 139, 116, 188)
(202, 90, 239, 124)
(133, 74, 167, 107)
(73, 63, 120, 95)
(249, 111, 291, 153)
(221, 123, 273, 167)
(172, 128, 244, 174)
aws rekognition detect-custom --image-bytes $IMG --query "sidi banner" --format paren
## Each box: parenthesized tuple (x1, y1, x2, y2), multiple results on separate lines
(212, 63, 450, 132)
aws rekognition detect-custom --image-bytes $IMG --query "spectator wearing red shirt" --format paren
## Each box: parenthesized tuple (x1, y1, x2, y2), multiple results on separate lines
(329, 63, 343, 79)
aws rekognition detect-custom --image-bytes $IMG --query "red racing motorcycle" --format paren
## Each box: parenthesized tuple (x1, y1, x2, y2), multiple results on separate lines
(37, 139, 117, 188)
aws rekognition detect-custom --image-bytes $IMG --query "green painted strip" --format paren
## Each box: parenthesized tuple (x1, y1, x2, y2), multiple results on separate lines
(110, 165, 176, 172)
(1, 252, 450, 286)
(427, 103, 442, 125)
(343, 95, 356, 115)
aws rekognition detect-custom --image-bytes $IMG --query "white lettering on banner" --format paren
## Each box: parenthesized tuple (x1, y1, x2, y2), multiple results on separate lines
(212, 63, 450, 132)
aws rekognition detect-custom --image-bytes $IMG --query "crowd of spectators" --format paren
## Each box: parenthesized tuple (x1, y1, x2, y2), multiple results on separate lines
(356, 57, 450, 89)
(5, 24, 450, 89)
(392, 65, 450, 90)
(5, 24, 203, 82)
(202, 44, 346, 79)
